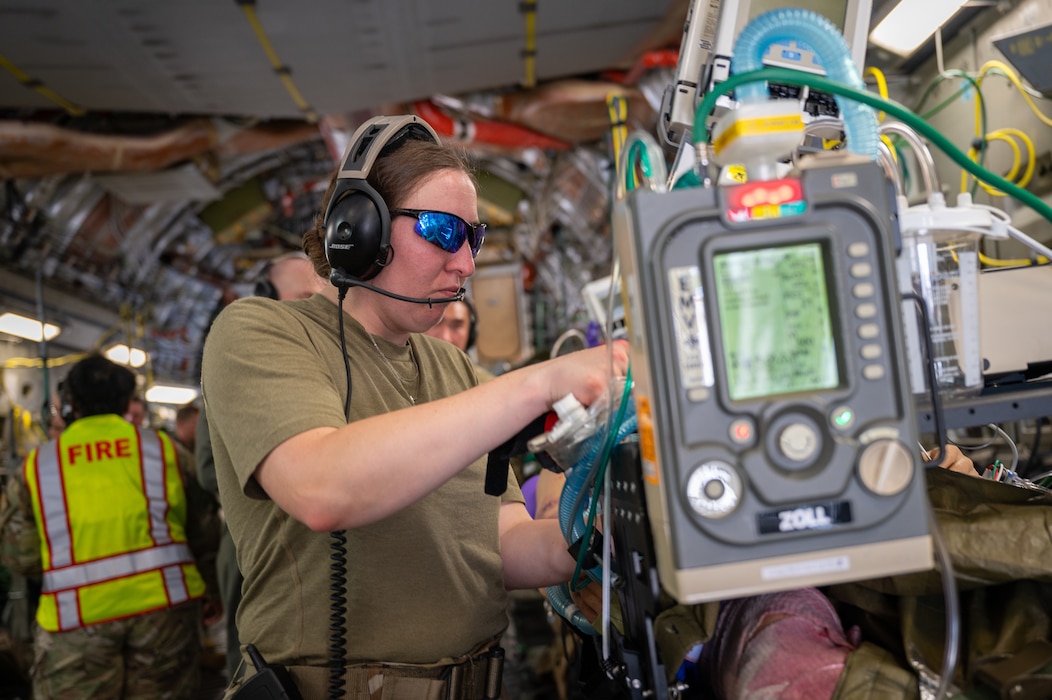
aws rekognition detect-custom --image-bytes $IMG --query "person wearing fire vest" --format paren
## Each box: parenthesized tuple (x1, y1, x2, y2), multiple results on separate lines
(0, 353, 220, 699)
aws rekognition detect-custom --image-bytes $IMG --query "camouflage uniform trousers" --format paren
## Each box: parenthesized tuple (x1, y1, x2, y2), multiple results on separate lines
(30, 599, 202, 700)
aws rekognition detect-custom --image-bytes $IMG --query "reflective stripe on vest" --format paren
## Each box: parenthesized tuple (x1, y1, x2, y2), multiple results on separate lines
(42, 541, 194, 593)
(31, 420, 200, 631)
(56, 590, 78, 631)
(139, 430, 174, 545)
(32, 443, 73, 570)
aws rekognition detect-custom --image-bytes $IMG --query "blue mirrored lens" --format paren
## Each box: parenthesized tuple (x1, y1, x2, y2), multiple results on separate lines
(395, 209, 486, 257)
(415, 211, 466, 254)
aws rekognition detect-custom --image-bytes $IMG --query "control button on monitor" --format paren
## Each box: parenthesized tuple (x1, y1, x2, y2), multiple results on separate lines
(729, 418, 754, 445)
(860, 343, 882, 360)
(685, 461, 742, 518)
(858, 323, 879, 339)
(855, 302, 877, 319)
(830, 406, 855, 431)
(852, 282, 875, 298)
(847, 242, 870, 257)
(850, 262, 872, 278)
(778, 422, 819, 463)
(863, 364, 886, 380)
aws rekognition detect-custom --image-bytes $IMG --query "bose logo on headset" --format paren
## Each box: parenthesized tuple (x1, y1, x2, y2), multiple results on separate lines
(322, 115, 440, 283)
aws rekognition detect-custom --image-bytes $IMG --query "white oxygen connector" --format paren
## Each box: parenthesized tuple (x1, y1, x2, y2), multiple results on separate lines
(528, 393, 602, 472)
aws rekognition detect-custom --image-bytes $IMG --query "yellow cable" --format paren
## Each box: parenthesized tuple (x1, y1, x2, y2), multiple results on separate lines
(880, 134, 898, 163)
(607, 94, 629, 184)
(864, 66, 889, 123)
(960, 128, 1036, 196)
(0, 52, 85, 116)
(980, 250, 1049, 267)
(522, 0, 537, 89)
(997, 127, 1036, 188)
(976, 60, 1052, 128)
(962, 131, 1020, 197)
(238, 3, 317, 123)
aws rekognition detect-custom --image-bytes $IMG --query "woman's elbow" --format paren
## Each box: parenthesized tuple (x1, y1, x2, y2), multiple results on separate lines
(285, 488, 356, 531)
(287, 489, 376, 532)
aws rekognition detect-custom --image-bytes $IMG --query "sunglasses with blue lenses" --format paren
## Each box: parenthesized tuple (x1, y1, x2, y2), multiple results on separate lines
(391, 208, 486, 258)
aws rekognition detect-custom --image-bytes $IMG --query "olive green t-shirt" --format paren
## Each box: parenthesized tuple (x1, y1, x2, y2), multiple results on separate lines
(201, 294, 522, 669)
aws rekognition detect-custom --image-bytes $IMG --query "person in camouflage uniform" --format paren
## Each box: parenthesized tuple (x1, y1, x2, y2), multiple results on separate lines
(0, 354, 220, 700)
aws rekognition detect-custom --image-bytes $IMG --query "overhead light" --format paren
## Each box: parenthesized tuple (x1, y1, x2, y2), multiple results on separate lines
(0, 312, 61, 342)
(104, 344, 149, 368)
(869, 0, 969, 57)
(145, 384, 200, 405)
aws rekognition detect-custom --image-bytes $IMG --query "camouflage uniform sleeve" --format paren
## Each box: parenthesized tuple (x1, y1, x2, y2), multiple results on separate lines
(174, 442, 221, 600)
(0, 462, 42, 578)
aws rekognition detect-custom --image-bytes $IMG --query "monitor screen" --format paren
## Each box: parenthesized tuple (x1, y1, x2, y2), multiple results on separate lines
(713, 242, 840, 401)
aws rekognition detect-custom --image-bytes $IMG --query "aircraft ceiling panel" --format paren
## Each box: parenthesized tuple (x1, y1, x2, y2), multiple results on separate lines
(0, 0, 680, 119)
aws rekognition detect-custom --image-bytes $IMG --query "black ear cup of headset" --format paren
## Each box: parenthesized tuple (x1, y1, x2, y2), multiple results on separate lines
(323, 182, 390, 281)
(254, 277, 279, 299)
(322, 116, 440, 284)
(253, 261, 279, 299)
(58, 380, 75, 426)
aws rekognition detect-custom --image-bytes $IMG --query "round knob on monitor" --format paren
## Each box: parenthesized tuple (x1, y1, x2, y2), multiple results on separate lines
(685, 460, 742, 519)
(857, 439, 914, 496)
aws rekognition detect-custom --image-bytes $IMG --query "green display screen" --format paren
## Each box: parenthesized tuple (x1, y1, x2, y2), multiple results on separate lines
(713, 242, 840, 401)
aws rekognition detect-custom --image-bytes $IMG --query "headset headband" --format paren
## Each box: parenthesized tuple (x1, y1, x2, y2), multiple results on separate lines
(336, 115, 440, 182)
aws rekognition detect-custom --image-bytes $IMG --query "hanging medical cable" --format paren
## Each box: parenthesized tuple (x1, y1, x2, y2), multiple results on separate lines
(913, 70, 989, 195)
(974, 60, 1052, 128)
(864, 66, 890, 123)
(960, 128, 1036, 197)
(616, 129, 667, 200)
(607, 93, 629, 174)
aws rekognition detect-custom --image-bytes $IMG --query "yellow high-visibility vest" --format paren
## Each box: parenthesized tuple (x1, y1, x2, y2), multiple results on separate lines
(23, 414, 206, 632)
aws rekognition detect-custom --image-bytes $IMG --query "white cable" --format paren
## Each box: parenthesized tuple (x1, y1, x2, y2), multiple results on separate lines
(1005, 225, 1052, 262)
(964, 204, 1052, 261)
(550, 328, 588, 359)
(989, 423, 1019, 473)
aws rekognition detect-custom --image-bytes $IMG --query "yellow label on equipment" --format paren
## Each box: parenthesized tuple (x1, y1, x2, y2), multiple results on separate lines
(636, 396, 659, 484)
(726, 165, 747, 183)
(713, 114, 805, 154)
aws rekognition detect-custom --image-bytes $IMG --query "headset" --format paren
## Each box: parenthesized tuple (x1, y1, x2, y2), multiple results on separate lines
(252, 251, 312, 300)
(57, 380, 75, 427)
(323, 115, 440, 283)
(253, 263, 279, 300)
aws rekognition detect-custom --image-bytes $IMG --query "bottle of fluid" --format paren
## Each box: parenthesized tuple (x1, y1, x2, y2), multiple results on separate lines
(897, 196, 987, 399)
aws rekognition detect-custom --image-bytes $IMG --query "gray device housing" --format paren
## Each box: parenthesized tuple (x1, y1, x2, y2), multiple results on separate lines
(615, 156, 933, 604)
